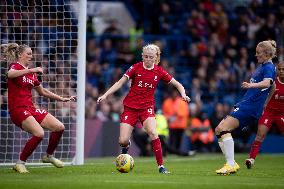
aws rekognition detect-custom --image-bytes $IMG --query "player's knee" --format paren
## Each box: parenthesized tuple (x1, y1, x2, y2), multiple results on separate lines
(34, 130, 44, 138)
(147, 130, 158, 140)
(56, 123, 65, 131)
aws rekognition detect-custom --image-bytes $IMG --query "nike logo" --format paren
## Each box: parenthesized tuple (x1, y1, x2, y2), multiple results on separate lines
(138, 74, 141, 76)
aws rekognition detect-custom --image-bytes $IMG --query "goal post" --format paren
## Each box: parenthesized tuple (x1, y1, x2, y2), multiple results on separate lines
(75, 0, 86, 166)
(0, 0, 86, 166)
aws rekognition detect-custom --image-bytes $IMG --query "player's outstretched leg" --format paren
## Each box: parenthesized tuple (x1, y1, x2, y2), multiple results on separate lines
(215, 131, 237, 175)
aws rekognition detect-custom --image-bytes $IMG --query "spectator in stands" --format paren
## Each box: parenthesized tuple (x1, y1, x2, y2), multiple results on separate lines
(103, 19, 123, 35)
(156, 109, 194, 156)
(189, 111, 214, 152)
(162, 89, 189, 153)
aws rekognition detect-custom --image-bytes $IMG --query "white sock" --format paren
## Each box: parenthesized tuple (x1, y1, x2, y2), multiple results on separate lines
(218, 139, 225, 155)
(158, 165, 164, 169)
(223, 136, 235, 167)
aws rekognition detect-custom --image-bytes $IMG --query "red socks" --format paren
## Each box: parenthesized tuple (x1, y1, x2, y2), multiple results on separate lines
(46, 130, 64, 155)
(20, 136, 43, 161)
(249, 140, 262, 159)
(19, 130, 64, 162)
(151, 138, 164, 166)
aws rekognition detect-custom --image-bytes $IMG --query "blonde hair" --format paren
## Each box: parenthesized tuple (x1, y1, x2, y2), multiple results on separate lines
(142, 44, 161, 65)
(0, 43, 29, 62)
(257, 40, 277, 59)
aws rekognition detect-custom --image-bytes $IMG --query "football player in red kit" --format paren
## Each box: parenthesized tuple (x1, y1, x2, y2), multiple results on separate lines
(2, 43, 75, 173)
(246, 61, 284, 168)
(97, 44, 190, 174)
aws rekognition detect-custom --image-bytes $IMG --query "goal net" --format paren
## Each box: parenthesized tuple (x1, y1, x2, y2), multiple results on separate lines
(0, 0, 82, 165)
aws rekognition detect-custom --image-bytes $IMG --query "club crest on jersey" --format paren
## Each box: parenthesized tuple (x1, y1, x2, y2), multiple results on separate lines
(22, 76, 34, 86)
(250, 78, 256, 83)
(154, 76, 157, 81)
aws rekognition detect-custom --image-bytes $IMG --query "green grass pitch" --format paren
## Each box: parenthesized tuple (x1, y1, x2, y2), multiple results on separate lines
(0, 154, 283, 189)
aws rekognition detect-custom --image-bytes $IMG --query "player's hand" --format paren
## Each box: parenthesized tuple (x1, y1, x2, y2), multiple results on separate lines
(241, 82, 252, 89)
(30, 67, 44, 74)
(62, 96, 77, 102)
(97, 95, 107, 104)
(182, 95, 191, 103)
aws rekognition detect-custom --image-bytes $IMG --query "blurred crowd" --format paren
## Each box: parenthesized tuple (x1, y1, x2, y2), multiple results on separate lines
(87, 0, 284, 153)
(1, 0, 284, 154)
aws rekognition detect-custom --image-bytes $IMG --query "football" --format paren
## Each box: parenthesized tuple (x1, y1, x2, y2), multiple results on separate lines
(115, 154, 134, 173)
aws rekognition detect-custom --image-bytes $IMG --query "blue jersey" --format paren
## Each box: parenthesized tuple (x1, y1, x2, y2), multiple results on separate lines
(234, 62, 276, 119)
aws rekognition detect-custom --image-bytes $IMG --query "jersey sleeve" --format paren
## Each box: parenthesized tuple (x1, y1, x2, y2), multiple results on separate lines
(34, 74, 41, 87)
(9, 63, 22, 71)
(124, 63, 138, 80)
(263, 64, 276, 81)
(160, 68, 173, 83)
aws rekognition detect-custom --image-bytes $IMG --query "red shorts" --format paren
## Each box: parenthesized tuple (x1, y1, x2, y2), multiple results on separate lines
(120, 106, 155, 127)
(258, 110, 284, 133)
(9, 106, 48, 129)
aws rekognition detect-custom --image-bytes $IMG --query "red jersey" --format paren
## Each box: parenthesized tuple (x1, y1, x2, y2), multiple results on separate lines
(7, 62, 40, 111)
(123, 62, 173, 109)
(265, 77, 284, 115)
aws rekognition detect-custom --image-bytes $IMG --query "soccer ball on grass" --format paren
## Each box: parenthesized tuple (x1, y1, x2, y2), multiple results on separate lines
(115, 154, 134, 173)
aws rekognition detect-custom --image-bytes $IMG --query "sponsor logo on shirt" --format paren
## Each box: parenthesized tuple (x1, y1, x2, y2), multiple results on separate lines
(23, 76, 34, 86)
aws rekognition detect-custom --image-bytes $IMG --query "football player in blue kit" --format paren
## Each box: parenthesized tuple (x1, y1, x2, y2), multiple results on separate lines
(215, 40, 277, 175)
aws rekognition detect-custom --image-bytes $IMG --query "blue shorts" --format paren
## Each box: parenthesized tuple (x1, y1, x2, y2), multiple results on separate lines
(230, 106, 258, 129)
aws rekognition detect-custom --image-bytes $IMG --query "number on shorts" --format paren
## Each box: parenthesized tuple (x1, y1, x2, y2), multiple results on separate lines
(147, 108, 153, 114)
(233, 107, 239, 112)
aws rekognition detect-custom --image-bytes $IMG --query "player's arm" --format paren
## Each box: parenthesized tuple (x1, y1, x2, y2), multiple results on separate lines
(169, 78, 191, 103)
(34, 85, 76, 102)
(241, 78, 272, 89)
(97, 76, 128, 103)
(7, 67, 43, 78)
